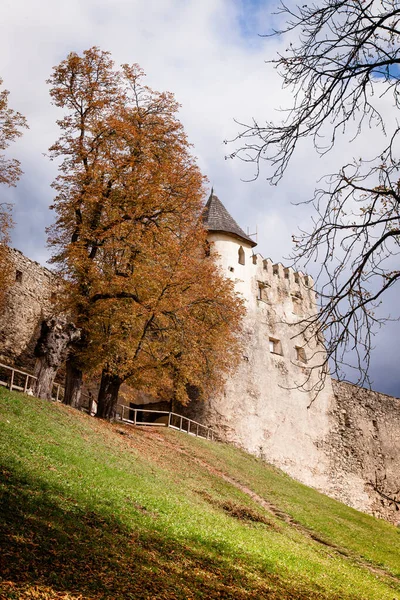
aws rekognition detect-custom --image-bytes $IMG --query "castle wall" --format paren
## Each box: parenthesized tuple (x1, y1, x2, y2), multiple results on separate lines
(0, 248, 54, 370)
(328, 380, 400, 524)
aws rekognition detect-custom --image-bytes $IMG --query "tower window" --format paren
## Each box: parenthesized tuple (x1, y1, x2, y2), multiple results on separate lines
(257, 282, 268, 302)
(252, 254, 257, 265)
(291, 293, 302, 316)
(15, 270, 23, 283)
(238, 246, 245, 265)
(269, 338, 282, 355)
(295, 346, 307, 363)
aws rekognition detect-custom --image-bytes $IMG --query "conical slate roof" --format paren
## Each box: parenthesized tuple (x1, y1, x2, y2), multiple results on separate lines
(202, 192, 257, 247)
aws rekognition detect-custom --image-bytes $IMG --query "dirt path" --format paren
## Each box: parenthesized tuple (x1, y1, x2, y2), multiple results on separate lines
(161, 430, 400, 586)
(117, 425, 400, 588)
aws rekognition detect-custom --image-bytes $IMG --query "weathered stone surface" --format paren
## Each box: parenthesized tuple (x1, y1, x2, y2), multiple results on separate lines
(328, 380, 400, 524)
(0, 248, 55, 370)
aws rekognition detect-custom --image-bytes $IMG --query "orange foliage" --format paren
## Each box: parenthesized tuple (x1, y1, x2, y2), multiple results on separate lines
(0, 78, 28, 308)
(47, 48, 244, 412)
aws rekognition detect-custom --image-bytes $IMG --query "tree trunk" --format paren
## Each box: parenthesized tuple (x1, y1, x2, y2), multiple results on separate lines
(64, 357, 83, 408)
(96, 370, 122, 420)
(33, 316, 81, 400)
(34, 361, 58, 401)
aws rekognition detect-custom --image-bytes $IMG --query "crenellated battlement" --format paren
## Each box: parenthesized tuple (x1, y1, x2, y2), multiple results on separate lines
(252, 254, 313, 291)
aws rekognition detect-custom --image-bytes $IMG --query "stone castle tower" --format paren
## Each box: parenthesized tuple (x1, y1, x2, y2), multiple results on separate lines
(185, 193, 400, 523)
(186, 192, 334, 491)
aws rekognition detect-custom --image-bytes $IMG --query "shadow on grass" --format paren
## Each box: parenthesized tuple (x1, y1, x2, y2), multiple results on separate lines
(0, 464, 343, 600)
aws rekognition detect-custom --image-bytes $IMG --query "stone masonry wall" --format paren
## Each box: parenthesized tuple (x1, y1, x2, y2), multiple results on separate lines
(329, 380, 400, 525)
(0, 248, 55, 370)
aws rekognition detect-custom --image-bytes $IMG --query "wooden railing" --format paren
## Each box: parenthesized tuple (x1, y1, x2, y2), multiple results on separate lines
(0, 362, 63, 402)
(116, 403, 215, 441)
(0, 361, 215, 442)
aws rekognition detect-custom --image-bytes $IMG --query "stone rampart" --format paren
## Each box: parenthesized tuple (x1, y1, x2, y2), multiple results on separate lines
(329, 380, 400, 524)
(0, 248, 55, 369)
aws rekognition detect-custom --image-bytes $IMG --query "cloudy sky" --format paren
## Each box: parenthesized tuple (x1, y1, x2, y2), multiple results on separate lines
(1, 0, 399, 396)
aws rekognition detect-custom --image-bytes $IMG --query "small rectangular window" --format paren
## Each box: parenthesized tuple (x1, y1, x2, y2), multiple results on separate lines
(269, 337, 282, 355)
(295, 346, 307, 363)
(15, 270, 23, 283)
(257, 282, 268, 302)
(292, 295, 302, 315)
(252, 254, 257, 265)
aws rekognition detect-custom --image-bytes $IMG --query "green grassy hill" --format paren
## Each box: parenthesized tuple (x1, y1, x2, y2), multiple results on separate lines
(0, 388, 399, 599)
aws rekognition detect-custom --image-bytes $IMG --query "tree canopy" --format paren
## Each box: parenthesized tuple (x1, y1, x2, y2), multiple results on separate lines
(0, 78, 27, 308)
(48, 48, 244, 416)
(232, 0, 400, 387)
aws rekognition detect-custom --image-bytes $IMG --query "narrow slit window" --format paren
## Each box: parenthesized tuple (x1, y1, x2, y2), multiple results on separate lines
(292, 293, 302, 316)
(238, 246, 245, 265)
(257, 282, 268, 302)
(15, 270, 23, 283)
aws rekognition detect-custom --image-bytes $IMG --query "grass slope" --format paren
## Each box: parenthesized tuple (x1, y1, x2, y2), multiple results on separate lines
(0, 388, 399, 600)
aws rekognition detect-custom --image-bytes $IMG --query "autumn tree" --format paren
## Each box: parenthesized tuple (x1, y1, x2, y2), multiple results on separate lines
(0, 78, 27, 308)
(81, 200, 244, 419)
(47, 48, 244, 416)
(231, 0, 400, 387)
